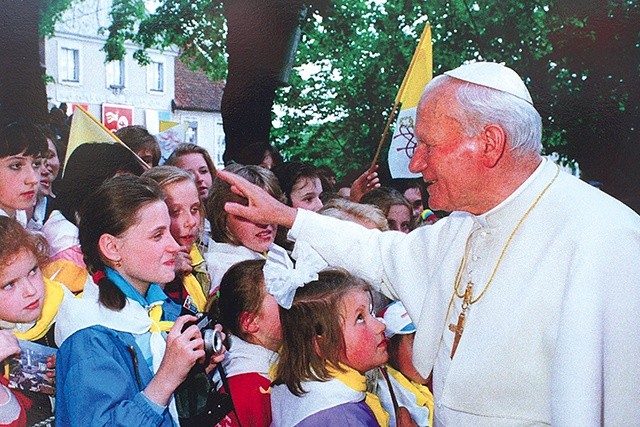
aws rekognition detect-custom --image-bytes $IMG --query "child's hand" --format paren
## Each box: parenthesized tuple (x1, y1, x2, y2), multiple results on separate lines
(46, 355, 56, 380)
(0, 330, 20, 362)
(204, 324, 227, 375)
(161, 315, 205, 382)
(174, 246, 193, 277)
(349, 165, 380, 203)
(217, 170, 298, 228)
(396, 407, 419, 427)
(144, 315, 205, 406)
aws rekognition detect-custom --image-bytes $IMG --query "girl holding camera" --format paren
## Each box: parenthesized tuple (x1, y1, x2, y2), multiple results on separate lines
(54, 176, 223, 426)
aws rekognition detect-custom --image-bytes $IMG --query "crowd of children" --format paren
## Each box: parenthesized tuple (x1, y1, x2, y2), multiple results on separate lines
(0, 119, 438, 426)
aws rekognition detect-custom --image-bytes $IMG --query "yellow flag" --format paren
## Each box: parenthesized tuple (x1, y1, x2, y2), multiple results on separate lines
(63, 106, 145, 176)
(159, 120, 180, 132)
(394, 23, 433, 110)
(389, 23, 433, 178)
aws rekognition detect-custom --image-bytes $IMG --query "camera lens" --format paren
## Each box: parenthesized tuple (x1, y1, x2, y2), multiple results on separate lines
(203, 329, 223, 356)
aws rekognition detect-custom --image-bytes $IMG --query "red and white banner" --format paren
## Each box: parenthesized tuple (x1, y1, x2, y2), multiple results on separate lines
(102, 103, 133, 131)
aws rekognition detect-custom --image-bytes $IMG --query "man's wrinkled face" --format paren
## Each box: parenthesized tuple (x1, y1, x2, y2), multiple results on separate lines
(409, 85, 485, 213)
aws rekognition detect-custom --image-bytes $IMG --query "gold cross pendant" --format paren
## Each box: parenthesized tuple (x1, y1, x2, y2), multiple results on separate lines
(448, 282, 473, 358)
(448, 311, 465, 358)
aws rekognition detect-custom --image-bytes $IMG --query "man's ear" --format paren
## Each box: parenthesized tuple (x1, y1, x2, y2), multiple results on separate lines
(98, 234, 121, 266)
(481, 124, 506, 168)
(240, 311, 259, 334)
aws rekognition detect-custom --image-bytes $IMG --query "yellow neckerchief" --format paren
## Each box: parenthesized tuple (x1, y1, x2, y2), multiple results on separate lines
(42, 259, 88, 293)
(328, 364, 390, 427)
(386, 365, 434, 427)
(189, 244, 212, 297)
(148, 304, 174, 333)
(182, 274, 207, 312)
(12, 277, 64, 341)
(3, 277, 64, 379)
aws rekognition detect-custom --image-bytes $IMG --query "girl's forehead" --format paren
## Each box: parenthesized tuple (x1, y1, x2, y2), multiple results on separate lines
(0, 248, 36, 276)
(293, 176, 320, 190)
(165, 179, 198, 197)
(340, 288, 371, 311)
(2, 150, 34, 161)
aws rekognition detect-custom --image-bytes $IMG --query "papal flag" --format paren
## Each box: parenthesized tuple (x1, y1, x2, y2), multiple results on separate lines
(388, 23, 432, 178)
(156, 121, 186, 165)
(62, 105, 125, 176)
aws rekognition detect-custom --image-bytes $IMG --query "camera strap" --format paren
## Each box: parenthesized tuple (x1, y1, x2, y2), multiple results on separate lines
(217, 363, 243, 427)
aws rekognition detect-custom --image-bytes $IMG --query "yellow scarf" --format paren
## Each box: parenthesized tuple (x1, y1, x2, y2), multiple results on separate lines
(386, 365, 434, 427)
(42, 259, 88, 293)
(3, 277, 64, 379)
(190, 244, 211, 297)
(328, 364, 390, 427)
(13, 277, 64, 341)
(182, 274, 208, 312)
(148, 304, 174, 333)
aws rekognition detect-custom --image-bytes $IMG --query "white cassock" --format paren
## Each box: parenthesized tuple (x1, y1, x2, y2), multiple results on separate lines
(288, 158, 640, 426)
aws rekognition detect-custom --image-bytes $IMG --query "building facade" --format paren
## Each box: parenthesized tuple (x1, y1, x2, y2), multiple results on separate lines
(44, 0, 225, 166)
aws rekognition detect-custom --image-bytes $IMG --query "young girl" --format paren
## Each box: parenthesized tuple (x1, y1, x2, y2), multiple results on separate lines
(319, 198, 389, 231)
(166, 143, 217, 247)
(166, 143, 217, 204)
(376, 301, 433, 427)
(271, 269, 390, 427)
(360, 187, 413, 234)
(142, 166, 211, 311)
(54, 175, 218, 426)
(0, 121, 47, 226)
(205, 163, 289, 292)
(115, 125, 162, 168)
(214, 259, 282, 426)
(27, 125, 61, 231)
(273, 161, 324, 212)
(0, 216, 69, 426)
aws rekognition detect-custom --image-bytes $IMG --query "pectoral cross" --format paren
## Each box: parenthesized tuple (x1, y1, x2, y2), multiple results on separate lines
(448, 282, 473, 358)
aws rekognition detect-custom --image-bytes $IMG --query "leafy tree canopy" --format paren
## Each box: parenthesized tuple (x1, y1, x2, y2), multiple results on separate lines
(39, 0, 640, 207)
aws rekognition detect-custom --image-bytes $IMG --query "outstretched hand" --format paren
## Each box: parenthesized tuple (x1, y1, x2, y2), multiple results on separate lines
(216, 170, 298, 228)
(349, 164, 381, 203)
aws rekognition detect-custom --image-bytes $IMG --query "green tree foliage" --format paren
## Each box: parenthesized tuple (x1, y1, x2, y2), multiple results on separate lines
(274, 0, 638, 209)
(272, 0, 566, 179)
(41, 0, 227, 78)
(273, 1, 429, 178)
(38, 0, 639, 206)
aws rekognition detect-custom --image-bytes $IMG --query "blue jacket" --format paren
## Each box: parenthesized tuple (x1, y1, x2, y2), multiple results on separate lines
(56, 325, 176, 426)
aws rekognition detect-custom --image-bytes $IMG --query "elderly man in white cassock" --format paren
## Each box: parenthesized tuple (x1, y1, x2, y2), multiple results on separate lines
(218, 62, 640, 426)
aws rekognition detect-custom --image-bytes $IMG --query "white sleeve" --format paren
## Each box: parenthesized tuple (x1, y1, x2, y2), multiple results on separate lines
(0, 385, 22, 425)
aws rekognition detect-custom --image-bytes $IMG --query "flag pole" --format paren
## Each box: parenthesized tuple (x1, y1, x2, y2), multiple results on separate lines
(370, 102, 400, 169)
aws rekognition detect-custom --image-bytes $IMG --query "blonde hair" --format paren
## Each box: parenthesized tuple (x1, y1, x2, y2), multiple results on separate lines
(319, 198, 389, 231)
(142, 165, 195, 188)
(142, 165, 204, 231)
